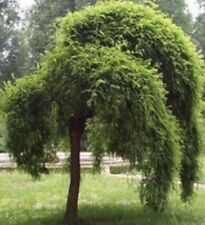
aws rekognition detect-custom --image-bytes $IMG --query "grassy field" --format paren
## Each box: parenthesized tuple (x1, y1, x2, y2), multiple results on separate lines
(198, 155, 205, 183)
(1, 171, 205, 225)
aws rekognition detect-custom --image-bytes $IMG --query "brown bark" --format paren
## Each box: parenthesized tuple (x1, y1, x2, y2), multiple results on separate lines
(64, 117, 86, 225)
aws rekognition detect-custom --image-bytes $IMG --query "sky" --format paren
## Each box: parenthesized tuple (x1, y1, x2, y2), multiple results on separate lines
(18, 0, 34, 9)
(18, 0, 201, 18)
(186, 0, 201, 18)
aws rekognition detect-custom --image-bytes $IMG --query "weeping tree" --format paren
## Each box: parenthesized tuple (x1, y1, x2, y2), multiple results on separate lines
(3, 2, 204, 225)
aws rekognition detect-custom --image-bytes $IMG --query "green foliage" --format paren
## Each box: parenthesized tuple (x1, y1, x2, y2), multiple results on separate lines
(0, 112, 7, 152)
(193, 12, 205, 57)
(134, 0, 193, 34)
(26, 0, 92, 66)
(109, 165, 130, 174)
(3, 76, 55, 177)
(25, 0, 194, 72)
(3, 1, 204, 211)
(26, 0, 70, 66)
(155, 0, 193, 34)
(0, 0, 29, 86)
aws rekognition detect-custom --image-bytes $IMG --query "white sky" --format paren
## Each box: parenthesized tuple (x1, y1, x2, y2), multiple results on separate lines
(18, 0, 34, 9)
(186, 0, 201, 18)
(17, 0, 201, 18)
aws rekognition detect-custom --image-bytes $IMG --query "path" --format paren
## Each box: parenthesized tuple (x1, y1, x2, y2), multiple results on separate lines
(0, 152, 128, 171)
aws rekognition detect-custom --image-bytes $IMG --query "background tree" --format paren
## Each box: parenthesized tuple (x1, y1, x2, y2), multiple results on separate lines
(26, 0, 93, 67)
(0, 0, 30, 153)
(193, 0, 205, 57)
(0, 0, 28, 86)
(155, 0, 193, 34)
(135, 0, 193, 34)
(3, 2, 204, 225)
(197, 0, 205, 8)
(26, 0, 69, 66)
(194, 13, 205, 57)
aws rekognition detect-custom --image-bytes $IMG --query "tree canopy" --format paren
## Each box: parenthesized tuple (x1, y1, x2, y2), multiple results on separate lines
(3, 1, 204, 225)
(24, 0, 193, 71)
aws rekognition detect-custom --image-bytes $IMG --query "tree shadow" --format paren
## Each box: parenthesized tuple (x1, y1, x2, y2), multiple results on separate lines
(10, 211, 64, 225)
(8, 203, 204, 225)
(79, 204, 204, 225)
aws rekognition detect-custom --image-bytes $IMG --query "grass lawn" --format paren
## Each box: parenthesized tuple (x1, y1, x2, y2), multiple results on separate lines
(198, 155, 205, 183)
(0, 171, 205, 225)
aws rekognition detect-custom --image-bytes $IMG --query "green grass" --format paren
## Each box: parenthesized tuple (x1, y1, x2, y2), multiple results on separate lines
(1, 171, 205, 225)
(198, 155, 205, 183)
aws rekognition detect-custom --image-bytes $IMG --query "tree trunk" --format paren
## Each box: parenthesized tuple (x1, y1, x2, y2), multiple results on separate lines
(64, 117, 86, 225)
